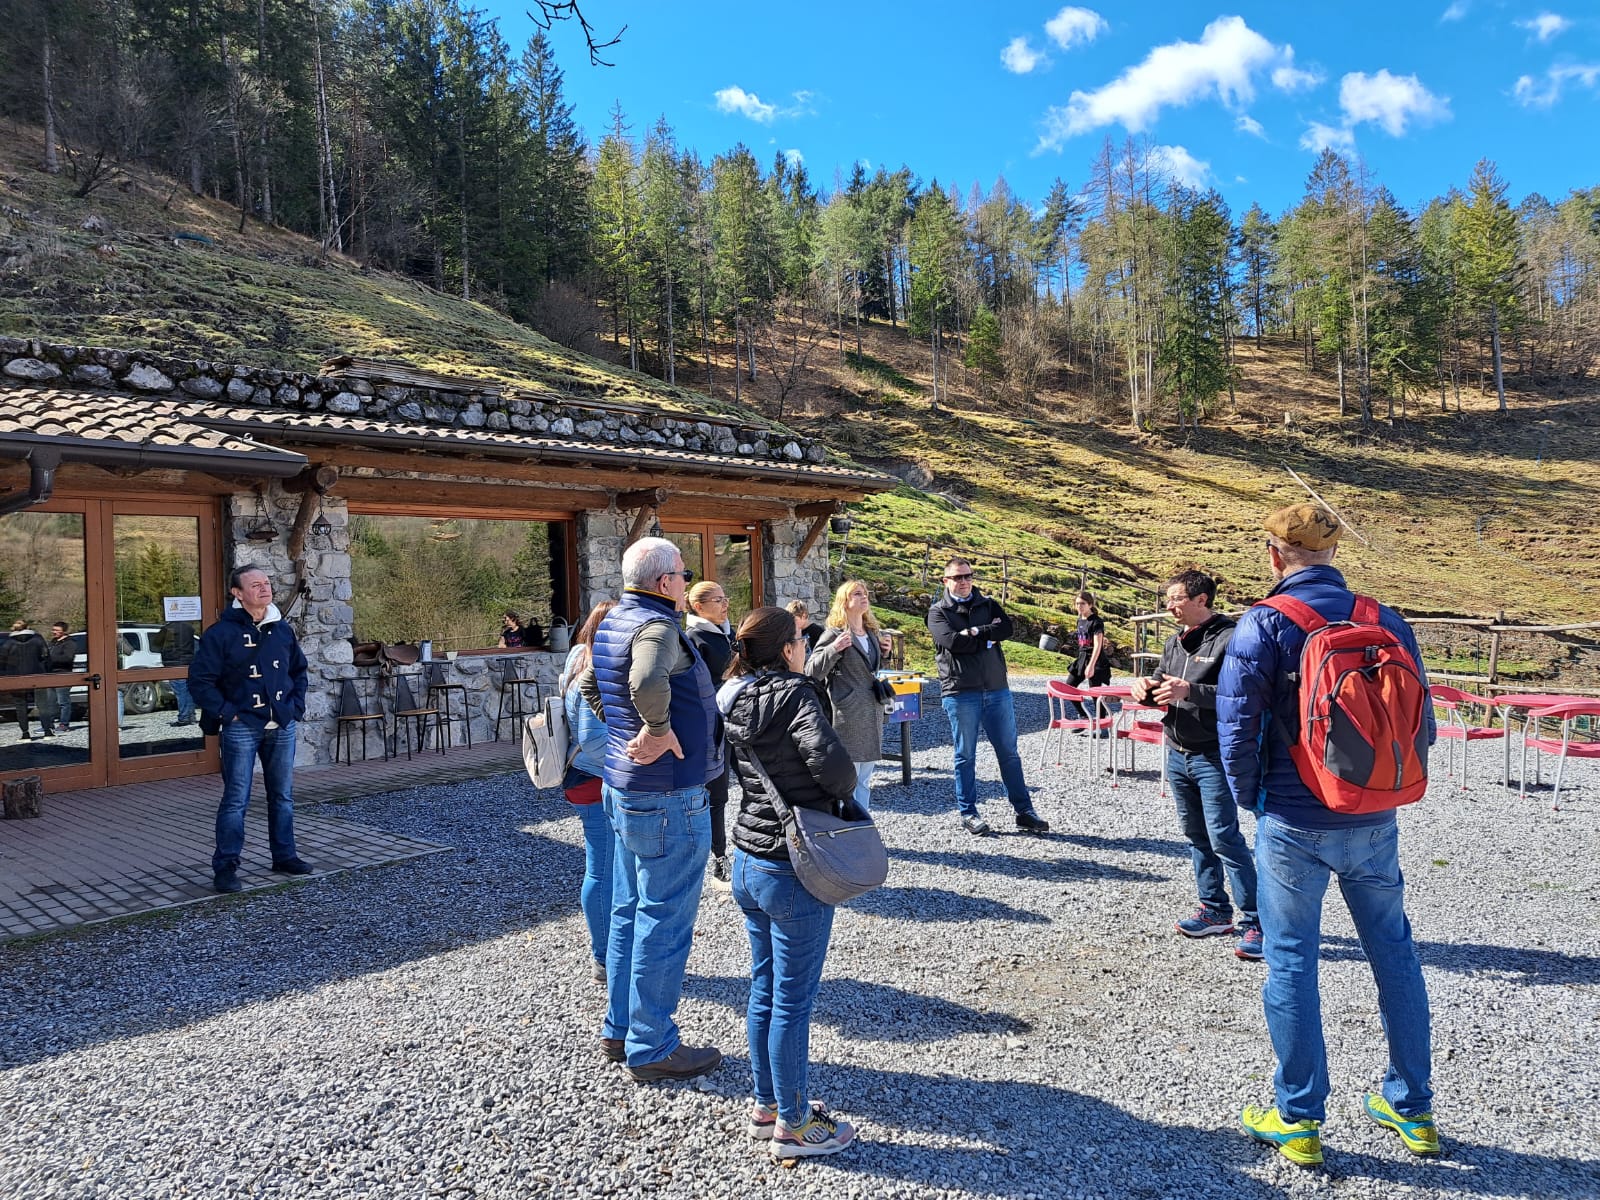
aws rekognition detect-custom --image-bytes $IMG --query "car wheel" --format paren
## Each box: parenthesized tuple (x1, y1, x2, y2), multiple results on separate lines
(124, 682, 158, 715)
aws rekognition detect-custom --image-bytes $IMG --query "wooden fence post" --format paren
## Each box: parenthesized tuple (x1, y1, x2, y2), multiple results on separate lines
(1001, 553, 1010, 604)
(921, 542, 932, 587)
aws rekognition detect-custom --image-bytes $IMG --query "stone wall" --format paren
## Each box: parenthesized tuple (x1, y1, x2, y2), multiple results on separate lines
(0, 338, 828, 465)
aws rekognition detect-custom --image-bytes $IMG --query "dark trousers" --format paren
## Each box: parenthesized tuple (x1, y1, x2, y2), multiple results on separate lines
(707, 766, 729, 858)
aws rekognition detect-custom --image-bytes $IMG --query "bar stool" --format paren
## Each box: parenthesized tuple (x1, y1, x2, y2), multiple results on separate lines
(426, 662, 471, 748)
(390, 670, 445, 760)
(493, 656, 542, 742)
(334, 678, 388, 764)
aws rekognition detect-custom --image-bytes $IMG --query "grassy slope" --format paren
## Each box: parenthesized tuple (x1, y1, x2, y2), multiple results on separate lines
(3, 129, 1597, 681)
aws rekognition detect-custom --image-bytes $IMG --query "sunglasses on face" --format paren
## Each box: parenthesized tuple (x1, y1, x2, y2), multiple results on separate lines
(660, 569, 696, 582)
(945, 573, 974, 583)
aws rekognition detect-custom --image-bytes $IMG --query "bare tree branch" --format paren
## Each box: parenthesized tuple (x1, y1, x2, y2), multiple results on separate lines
(528, 2, 626, 67)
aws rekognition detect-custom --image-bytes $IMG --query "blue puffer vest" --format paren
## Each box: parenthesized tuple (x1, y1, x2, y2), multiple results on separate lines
(591, 590, 722, 791)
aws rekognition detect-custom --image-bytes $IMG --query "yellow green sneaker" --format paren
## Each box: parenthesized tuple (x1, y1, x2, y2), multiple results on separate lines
(1241, 1104, 1324, 1167)
(1364, 1093, 1440, 1155)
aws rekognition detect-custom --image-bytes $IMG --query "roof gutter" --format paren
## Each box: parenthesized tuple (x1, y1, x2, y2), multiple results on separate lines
(0, 434, 309, 495)
(0, 448, 62, 516)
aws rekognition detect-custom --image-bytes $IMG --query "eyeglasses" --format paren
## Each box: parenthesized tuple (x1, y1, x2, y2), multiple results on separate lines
(660, 569, 696, 583)
(945, 573, 974, 583)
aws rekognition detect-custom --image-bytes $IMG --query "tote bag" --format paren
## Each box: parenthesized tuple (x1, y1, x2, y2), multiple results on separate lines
(522, 696, 571, 789)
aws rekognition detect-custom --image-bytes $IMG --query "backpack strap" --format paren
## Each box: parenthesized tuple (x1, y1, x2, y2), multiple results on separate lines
(1255, 594, 1327, 633)
(1349, 595, 1380, 625)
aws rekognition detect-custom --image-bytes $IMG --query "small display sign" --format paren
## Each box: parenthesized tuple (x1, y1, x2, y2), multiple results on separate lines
(163, 595, 203, 621)
(879, 672, 926, 725)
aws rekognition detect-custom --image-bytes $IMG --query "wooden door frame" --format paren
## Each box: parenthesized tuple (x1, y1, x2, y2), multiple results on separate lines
(658, 519, 764, 607)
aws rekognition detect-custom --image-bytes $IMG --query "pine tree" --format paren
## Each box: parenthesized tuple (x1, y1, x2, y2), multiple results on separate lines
(1452, 159, 1522, 413)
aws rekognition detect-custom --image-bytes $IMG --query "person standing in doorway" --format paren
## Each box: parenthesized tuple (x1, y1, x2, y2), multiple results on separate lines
(44, 621, 77, 732)
(2, 620, 51, 739)
(685, 580, 736, 886)
(188, 565, 311, 894)
(926, 558, 1048, 837)
(159, 619, 199, 726)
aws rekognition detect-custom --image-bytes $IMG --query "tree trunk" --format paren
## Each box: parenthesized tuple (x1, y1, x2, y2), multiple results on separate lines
(664, 273, 675, 385)
(41, 20, 59, 174)
(1336, 349, 1346, 418)
(257, 0, 272, 224)
(1491, 301, 1507, 412)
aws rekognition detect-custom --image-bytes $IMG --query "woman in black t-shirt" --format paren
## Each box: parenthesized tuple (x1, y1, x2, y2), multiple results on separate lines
(1067, 591, 1110, 721)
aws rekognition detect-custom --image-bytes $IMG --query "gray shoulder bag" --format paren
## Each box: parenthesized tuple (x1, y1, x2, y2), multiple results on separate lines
(728, 732, 888, 905)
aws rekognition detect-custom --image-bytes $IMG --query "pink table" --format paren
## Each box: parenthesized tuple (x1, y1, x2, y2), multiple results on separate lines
(1494, 693, 1591, 787)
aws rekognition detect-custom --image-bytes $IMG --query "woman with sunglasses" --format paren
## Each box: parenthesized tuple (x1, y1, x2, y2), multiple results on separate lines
(685, 579, 735, 884)
(717, 606, 858, 1160)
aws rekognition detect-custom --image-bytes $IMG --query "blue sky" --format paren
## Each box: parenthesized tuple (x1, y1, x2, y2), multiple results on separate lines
(483, 2, 1599, 216)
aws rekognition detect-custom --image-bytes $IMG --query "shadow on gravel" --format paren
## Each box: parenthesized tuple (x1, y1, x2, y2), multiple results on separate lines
(1321, 934, 1600, 984)
(889, 845, 1170, 884)
(1054, 831, 1192, 858)
(1315, 1144, 1600, 1199)
(0, 785, 581, 1070)
(683, 974, 1030, 1040)
(849, 884, 1052, 924)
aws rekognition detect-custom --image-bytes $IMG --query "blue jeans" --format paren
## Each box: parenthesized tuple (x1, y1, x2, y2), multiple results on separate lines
(170, 678, 195, 723)
(213, 720, 298, 872)
(732, 850, 836, 1125)
(602, 782, 711, 1065)
(1168, 747, 1258, 929)
(851, 760, 875, 814)
(1256, 813, 1432, 1123)
(941, 689, 1032, 818)
(573, 797, 615, 966)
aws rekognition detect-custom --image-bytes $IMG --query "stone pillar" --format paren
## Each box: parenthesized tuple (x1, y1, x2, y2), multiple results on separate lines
(764, 515, 831, 609)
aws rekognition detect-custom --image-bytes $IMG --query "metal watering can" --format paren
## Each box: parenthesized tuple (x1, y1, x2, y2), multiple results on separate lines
(547, 618, 572, 654)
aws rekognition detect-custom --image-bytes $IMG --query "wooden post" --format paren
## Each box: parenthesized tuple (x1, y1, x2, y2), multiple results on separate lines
(2, 775, 43, 819)
(1000, 552, 1010, 604)
(1486, 611, 1504, 686)
(794, 514, 830, 563)
(921, 542, 932, 587)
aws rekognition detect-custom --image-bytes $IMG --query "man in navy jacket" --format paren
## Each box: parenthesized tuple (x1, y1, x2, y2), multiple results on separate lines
(1218, 505, 1438, 1168)
(188, 564, 310, 894)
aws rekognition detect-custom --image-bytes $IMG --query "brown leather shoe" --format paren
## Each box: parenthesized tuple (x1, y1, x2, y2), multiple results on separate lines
(598, 1037, 625, 1063)
(626, 1043, 722, 1083)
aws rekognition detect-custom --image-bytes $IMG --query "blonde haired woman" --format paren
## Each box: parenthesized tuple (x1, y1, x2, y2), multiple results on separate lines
(804, 579, 888, 814)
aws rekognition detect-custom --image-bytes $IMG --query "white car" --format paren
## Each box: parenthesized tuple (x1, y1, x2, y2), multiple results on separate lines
(69, 625, 179, 715)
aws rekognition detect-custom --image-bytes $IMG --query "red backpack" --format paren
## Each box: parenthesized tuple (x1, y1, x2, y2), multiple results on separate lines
(1257, 594, 1429, 814)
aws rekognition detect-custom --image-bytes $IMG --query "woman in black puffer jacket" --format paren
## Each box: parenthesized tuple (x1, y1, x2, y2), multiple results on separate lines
(717, 606, 858, 1161)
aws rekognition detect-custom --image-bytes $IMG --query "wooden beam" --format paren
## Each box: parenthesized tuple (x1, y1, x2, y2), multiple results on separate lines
(627, 505, 658, 544)
(273, 446, 870, 503)
(795, 513, 830, 563)
(338, 477, 609, 513)
(0, 463, 249, 497)
(657, 496, 790, 520)
(281, 464, 340, 494)
(793, 500, 843, 518)
(617, 486, 671, 510)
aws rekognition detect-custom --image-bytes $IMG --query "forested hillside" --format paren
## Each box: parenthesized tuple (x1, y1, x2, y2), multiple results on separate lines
(4, 0, 1600, 657)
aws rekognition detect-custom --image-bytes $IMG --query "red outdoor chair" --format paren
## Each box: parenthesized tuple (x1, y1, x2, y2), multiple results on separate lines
(1110, 706, 1168, 794)
(1040, 679, 1114, 774)
(1520, 699, 1600, 810)
(1430, 684, 1505, 791)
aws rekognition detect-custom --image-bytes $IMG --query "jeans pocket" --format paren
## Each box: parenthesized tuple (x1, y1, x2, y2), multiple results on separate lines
(614, 801, 668, 859)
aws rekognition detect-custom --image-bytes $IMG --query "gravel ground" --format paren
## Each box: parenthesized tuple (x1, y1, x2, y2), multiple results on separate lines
(1, 678, 1597, 1200)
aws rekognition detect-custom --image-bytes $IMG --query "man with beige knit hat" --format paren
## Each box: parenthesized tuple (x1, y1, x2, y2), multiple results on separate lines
(1218, 502, 1439, 1168)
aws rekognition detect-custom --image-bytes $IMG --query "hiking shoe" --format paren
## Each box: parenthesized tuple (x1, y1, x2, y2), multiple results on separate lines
(709, 855, 731, 885)
(270, 858, 314, 876)
(1364, 1093, 1439, 1155)
(626, 1043, 722, 1083)
(748, 1098, 825, 1140)
(590, 958, 606, 983)
(1242, 1104, 1323, 1167)
(961, 815, 993, 837)
(1015, 810, 1050, 834)
(770, 1105, 856, 1160)
(1176, 907, 1235, 938)
(212, 868, 242, 895)
(598, 1037, 625, 1063)
(1235, 926, 1265, 960)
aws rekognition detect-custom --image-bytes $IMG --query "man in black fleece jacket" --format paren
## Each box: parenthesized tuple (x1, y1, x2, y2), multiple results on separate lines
(1131, 569, 1260, 961)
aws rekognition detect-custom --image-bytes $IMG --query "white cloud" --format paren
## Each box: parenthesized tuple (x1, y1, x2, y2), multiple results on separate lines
(1148, 144, 1211, 189)
(1271, 49, 1324, 93)
(1338, 69, 1451, 135)
(1516, 12, 1572, 42)
(1299, 120, 1357, 154)
(713, 86, 813, 124)
(783, 148, 804, 167)
(1035, 16, 1285, 148)
(714, 86, 775, 123)
(1002, 36, 1049, 74)
(1514, 62, 1600, 106)
(1236, 113, 1266, 137)
(1440, 1, 1469, 20)
(1045, 6, 1108, 50)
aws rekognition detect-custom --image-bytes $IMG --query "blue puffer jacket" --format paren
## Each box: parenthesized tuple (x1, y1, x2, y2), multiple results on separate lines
(187, 602, 308, 730)
(1216, 565, 1435, 830)
(563, 676, 608, 780)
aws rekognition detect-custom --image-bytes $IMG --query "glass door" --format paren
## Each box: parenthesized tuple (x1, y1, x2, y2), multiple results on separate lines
(660, 522, 761, 626)
(0, 498, 221, 791)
